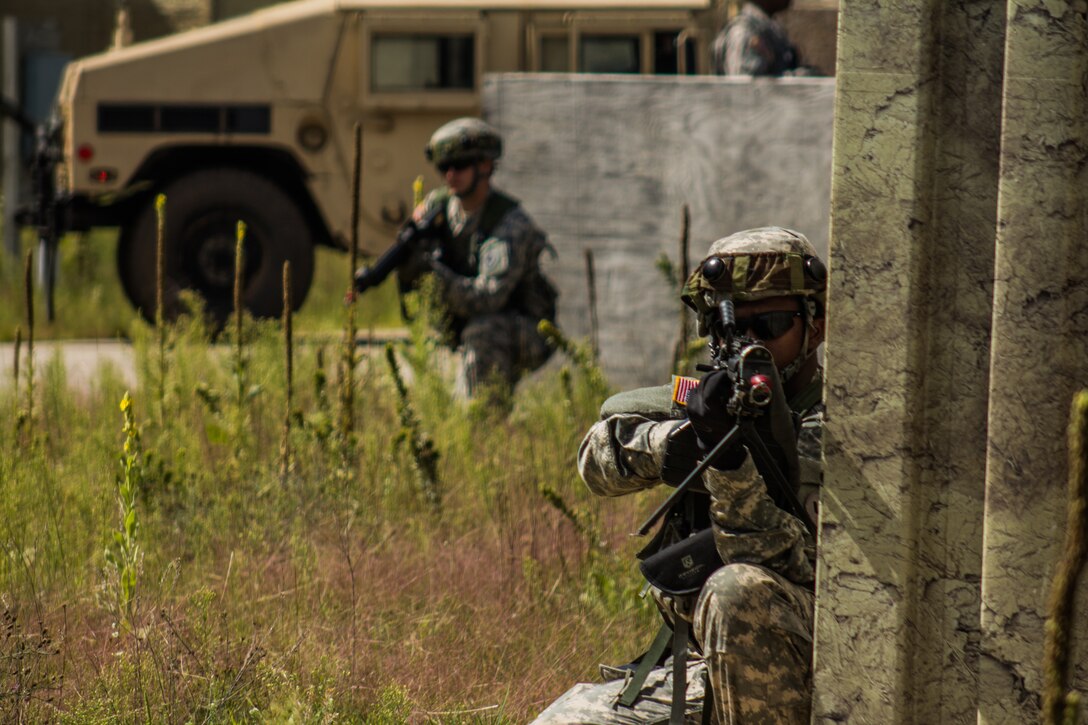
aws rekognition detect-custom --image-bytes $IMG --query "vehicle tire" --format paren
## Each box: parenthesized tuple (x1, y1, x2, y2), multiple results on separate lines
(118, 167, 315, 325)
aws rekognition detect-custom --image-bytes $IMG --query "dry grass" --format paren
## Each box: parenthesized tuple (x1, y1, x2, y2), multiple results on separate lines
(0, 267, 661, 722)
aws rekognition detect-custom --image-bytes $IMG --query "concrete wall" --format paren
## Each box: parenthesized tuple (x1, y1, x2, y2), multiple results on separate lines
(483, 74, 835, 389)
(815, 0, 1088, 722)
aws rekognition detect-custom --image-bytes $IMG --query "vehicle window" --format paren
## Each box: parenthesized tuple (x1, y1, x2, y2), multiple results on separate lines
(653, 31, 697, 74)
(540, 35, 569, 72)
(372, 34, 475, 91)
(579, 35, 640, 73)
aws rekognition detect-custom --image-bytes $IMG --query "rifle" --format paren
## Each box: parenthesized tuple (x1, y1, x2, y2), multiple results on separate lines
(636, 294, 815, 541)
(352, 203, 447, 295)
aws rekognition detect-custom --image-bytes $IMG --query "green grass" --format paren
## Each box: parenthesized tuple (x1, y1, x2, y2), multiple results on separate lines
(0, 230, 403, 341)
(0, 257, 663, 721)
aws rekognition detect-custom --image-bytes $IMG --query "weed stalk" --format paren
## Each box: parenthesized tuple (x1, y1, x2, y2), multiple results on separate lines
(538, 320, 608, 397)
(233, 221, 248, 455)
(413, 175, 424, 206)
(281, 261, 293, 482)
(12, 325, 21, 411)
(539, 483, 600, 553)
(340, 123, 362, 439)
(22, 250, 34, 433)
(584, 249, 599, 361)
(1043, 390, 1088, 725)
(106, 392, 143, 631)
(155, 193, 167, 425)
(384, 343, 441, 510)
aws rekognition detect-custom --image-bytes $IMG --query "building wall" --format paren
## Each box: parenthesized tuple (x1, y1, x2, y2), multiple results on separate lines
(483, 74, 836, 388)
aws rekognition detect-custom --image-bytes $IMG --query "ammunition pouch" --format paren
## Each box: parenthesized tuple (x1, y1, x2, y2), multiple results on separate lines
(639, 527, 722, 597)
(636, 489, 721, 597)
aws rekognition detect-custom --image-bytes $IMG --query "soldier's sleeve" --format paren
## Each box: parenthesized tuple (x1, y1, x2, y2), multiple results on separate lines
(704, 462, 815, 584)
(578, 414, 686, 497)
(397, 192, 447, 290)
(430, 207, 536, 318)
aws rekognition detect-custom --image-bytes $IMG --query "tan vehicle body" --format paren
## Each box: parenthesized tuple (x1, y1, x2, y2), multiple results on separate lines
(54, 0, 719, 317)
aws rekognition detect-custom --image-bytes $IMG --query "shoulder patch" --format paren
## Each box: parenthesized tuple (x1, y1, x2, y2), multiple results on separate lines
(478, 237, 510, 277)
(671, 376, 700, 406)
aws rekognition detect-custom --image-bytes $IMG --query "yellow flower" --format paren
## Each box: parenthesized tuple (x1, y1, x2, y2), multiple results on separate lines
(120, 393, 132, 412)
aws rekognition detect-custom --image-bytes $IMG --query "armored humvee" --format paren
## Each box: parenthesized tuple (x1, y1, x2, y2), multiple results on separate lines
(39, 0, 721, 321)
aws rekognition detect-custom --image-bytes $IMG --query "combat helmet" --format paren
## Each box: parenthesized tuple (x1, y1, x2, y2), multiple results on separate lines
(424, 117, 503, 166)
(682, 226, 827, 380)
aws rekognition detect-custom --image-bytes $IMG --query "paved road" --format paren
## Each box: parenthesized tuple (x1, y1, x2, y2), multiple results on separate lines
(0, 339, 139, 392)
(0, 331, 412, 394)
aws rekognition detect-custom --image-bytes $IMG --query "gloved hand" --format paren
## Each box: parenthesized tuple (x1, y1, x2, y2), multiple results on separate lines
(685, 370, 746, 470)
(660, 422, 701, 486)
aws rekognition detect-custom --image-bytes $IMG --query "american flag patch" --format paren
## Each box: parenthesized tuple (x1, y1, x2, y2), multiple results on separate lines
(672, 375, 700, 406)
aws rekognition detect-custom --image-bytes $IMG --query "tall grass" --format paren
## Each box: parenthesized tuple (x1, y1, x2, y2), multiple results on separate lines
(0, 230, 402, 341)
(0, 275, 660, 721)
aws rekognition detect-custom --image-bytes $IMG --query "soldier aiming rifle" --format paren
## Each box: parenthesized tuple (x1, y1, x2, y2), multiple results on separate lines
(350, 117, 558, 399)
(533, 227, 827, 725)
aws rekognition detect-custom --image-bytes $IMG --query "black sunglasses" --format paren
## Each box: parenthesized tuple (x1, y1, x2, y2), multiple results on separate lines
(733, 310, 802, 341)
(436, 159, 474, 173)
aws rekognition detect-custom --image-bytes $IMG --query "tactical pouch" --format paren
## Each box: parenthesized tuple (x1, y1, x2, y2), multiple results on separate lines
(638, 527, 722, 596)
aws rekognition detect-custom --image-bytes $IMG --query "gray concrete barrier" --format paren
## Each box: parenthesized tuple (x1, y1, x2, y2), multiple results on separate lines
(484, 73, 835, 388)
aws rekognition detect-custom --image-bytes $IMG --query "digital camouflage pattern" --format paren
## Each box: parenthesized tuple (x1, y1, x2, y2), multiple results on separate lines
(711, 2, 798, 77)
(531, 384, 822, 724)
(530, 657, 708, 724)
(578, 397, 821, 585)
(424, 117, 504, 166)
(681, 227, 825, 338)
(408, 189, 555, 395)
(693, 563, 814, 724)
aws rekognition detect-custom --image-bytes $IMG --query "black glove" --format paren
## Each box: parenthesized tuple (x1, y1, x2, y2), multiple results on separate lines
(685, 370, 746, 470)
(661, 422, 701, 487)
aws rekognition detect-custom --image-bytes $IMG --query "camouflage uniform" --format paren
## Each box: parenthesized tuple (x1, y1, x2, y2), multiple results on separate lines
(532, 228, 825, 725)
(711, 2, 798, 77)
(407, 188, 555, 397)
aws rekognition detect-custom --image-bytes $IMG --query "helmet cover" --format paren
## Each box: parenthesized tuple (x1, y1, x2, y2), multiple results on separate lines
(424, 117, 503, 166)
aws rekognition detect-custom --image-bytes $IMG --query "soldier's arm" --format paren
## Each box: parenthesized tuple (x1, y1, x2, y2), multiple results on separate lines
(430, 209, 536, 317)
(578, 415, 686, 497)
(397, 192, 447, 291)
(703, 443, 817, 586)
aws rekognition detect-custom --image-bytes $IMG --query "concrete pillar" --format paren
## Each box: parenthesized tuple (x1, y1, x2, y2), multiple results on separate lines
(819, 0, 1088, 720)
(979, 2, 1088, 723)
(813, 0, 1005, 721)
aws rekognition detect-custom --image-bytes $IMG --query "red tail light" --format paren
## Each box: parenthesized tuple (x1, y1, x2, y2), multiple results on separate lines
(77, 144, 94, 162)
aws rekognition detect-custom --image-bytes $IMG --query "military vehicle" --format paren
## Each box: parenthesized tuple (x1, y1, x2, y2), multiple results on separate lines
(25, 0, 722, 321)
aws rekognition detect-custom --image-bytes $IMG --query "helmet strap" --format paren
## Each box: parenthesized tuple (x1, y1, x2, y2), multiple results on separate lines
(780, 298, 818, 383)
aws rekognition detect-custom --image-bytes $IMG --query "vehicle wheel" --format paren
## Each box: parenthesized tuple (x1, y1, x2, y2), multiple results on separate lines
(118, 167, 315, 325)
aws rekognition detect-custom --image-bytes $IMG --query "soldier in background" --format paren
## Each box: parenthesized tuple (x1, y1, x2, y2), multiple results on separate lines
(531, 227, 827, 724)
(355, 118, 558, 399)
(712, 0, 800, 76)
